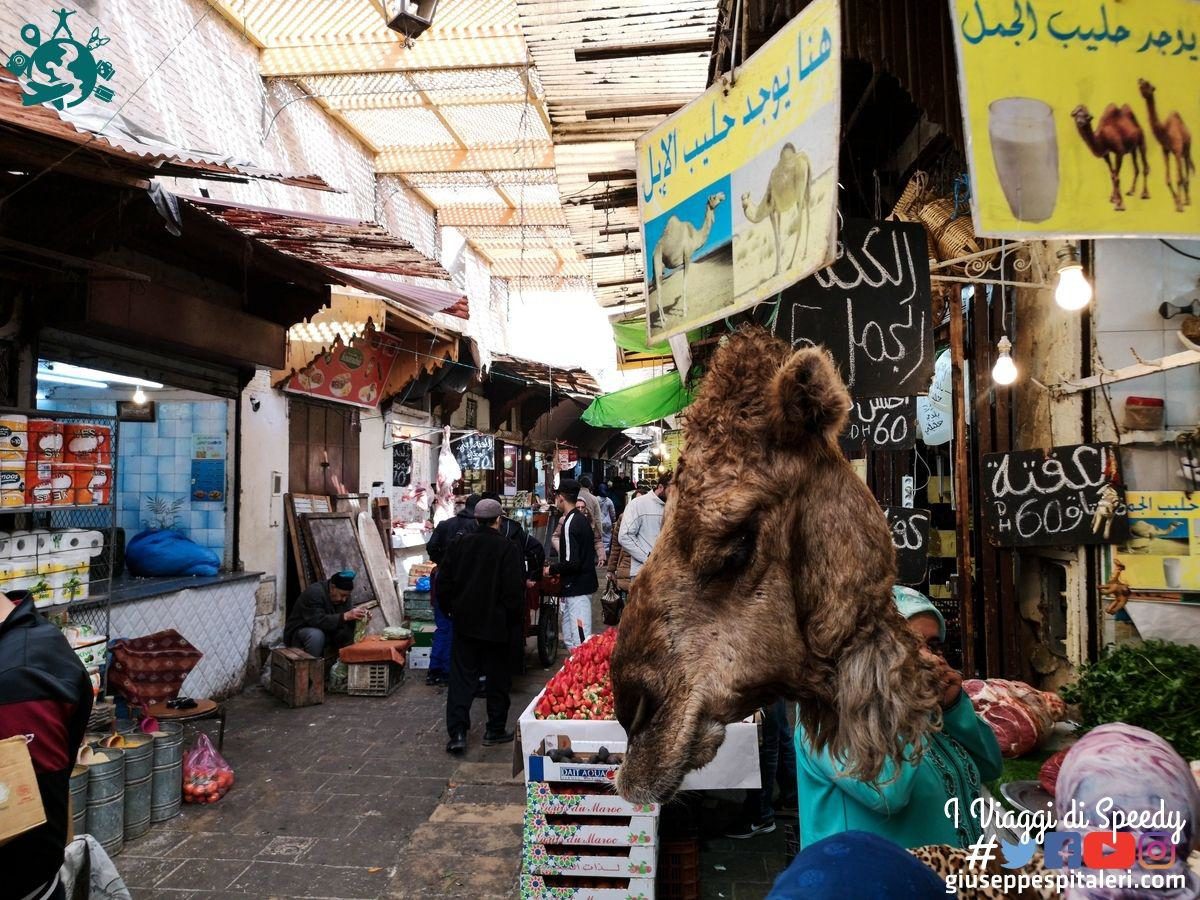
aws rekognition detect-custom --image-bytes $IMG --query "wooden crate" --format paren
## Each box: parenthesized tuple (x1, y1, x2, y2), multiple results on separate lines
(346, 661, 404, 696)
(269, 648, 324, 708)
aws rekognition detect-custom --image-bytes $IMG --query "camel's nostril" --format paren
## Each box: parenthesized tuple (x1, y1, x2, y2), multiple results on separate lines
(617, 682, 659, 739)
(631, 693, 651, 737)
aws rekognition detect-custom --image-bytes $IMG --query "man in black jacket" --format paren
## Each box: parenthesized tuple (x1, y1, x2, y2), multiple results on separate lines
(1, 590, 93, 900)
(438, 498, 525, 753)
(425, 494, 480, 686)
(482, 492, 546, 674)
(283, 570, 367, 658)
(546, 479, 598, 652)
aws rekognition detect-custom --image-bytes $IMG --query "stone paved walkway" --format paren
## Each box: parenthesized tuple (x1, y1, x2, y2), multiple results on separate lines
(115, 582, 789, 900)
(118, 666, 550, 899)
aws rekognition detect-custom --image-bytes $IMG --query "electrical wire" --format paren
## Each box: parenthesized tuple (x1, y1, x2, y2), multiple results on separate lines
(1160, 239, 1200, 262)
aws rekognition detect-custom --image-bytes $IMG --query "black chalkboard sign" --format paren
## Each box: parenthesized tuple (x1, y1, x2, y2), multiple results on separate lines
(456, 433, 495, 470)
(981, 443, 1129, 547)
(773, 219, 933, 398)
(884, 506, 930, 585)
(840, 396, 917, 453)
(392, 441, 412, 487)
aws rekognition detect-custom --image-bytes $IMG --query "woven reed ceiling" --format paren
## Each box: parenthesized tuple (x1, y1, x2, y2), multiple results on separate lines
(207, 0, 718, 303)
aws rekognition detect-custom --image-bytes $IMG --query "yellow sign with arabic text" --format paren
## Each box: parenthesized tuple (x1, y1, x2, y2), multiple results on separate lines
(1107, 491, 1200, 594)
(637, 0, 840, 342)
(950, 0, 1200, 238)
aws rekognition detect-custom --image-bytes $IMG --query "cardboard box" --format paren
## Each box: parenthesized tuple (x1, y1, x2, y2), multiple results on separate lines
(408, 646, 431, 670)
(525, 811, 658, 848)
(525, 781, 659, 818)
(411, 623, 437, 648)
(516, 696, 761, 791)
(522, 842, 656, 879)
(519, 874, 655, 900)
(525, 778, 658, 847)
(0, 735, 46, 843)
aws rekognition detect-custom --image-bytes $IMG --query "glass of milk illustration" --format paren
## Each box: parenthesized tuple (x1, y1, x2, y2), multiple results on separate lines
(1163, 557, 1183, 590)
(988, 98, 1059, 222)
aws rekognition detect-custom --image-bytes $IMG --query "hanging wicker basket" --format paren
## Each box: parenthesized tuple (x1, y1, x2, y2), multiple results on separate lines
(916, 198, 955, 238)
(889, 171, 929, 222)
(937, 215, 981, 261)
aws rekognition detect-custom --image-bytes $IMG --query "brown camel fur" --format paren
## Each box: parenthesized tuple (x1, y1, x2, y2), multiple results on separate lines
(1071, 103, 1150, 210)
(1138, 79, 1193, 213)
(610, 328, 941, 804)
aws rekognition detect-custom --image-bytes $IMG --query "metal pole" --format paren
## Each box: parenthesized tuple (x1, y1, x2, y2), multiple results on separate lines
(948, 287, 976, 675)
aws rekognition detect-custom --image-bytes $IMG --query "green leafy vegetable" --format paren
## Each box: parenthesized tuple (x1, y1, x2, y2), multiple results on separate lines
(1060, 640, 1200, 761)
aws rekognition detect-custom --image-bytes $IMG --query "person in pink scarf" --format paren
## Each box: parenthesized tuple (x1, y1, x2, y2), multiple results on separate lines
(1055, 723, 1200, 900)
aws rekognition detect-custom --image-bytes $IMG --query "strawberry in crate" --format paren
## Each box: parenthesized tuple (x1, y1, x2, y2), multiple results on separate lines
(534, 628, 617, 720)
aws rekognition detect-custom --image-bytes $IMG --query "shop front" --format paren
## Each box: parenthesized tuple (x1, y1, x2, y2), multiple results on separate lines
(0, 171, 338, 700)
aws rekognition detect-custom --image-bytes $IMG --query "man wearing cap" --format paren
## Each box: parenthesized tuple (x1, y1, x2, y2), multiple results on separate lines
(284, 570, 368, 659)
(437, 498, 526, 753)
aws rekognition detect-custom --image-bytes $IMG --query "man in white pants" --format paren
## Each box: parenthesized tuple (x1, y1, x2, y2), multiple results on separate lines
(545, 479, 598, 650)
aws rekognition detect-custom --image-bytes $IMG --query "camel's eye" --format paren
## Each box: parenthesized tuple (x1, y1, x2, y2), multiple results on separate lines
(717, 527, 757, 577)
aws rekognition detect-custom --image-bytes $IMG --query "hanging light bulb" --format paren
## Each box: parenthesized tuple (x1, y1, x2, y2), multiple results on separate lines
(1054, 244, 1092, 311)
(523, 449, 532, 461)
(992, 335, 1018, 385)
(133, 386, 147, 405)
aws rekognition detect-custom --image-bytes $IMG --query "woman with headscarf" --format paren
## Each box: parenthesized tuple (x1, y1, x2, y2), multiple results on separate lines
(1056, 722, 1199, 899)
(911, 721, 1200, 900)
(793, 587, 1003, 849)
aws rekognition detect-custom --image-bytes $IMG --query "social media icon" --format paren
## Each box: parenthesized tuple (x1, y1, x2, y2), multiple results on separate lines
(1044, 831, 1082, 869)
(1083, 831, 1137, 869)
(999, 838, 1037, 869)
(1138, 832, 1177, 870)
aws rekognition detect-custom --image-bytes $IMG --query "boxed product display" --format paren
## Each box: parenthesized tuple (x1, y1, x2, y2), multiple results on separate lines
(518, 874, 656, 900)
(522, 843, 656, 879)
(523, 787, 657, 849)
(517, 696, 760, 791)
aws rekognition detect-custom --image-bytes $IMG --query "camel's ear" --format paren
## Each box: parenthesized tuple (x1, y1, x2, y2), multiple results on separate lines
(766, 347, 851, 444)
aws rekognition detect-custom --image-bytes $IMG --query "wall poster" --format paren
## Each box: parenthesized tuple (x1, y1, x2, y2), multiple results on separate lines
(1105, 491, 1200, 598)
(191, 434, 226, 504)
(949, 0, 1200, 238)
(638, 0, 841, 342)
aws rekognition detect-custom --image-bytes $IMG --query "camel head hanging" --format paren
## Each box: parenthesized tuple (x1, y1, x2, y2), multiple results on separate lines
(611, 328, 941, 804)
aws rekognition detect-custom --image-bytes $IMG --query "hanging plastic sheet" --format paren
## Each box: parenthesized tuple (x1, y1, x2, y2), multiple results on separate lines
(580, 371, 694, 429)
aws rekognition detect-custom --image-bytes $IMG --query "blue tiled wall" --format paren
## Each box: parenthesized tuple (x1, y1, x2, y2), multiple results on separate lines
(39, 398, 229, 562)
(117, 402, 228, 558)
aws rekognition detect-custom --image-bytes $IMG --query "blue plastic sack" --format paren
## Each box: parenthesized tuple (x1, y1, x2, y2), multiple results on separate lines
(414, 576, 431, 592)
(125, 529, 220, 578)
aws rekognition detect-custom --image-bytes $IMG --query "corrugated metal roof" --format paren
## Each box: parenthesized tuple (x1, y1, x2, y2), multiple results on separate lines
(208, 0, 570, 275)
(0, 77, 332, 190)
(183, 196, 469, 320)
(488, 353, 599, 397)
(514, 0, 718, 308)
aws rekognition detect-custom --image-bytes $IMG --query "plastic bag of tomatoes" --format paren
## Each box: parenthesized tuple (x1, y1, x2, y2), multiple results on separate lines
(182, 733, 235, 804)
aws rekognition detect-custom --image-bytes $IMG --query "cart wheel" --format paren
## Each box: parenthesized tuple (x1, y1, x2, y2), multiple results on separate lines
(537, 599, 559, 667)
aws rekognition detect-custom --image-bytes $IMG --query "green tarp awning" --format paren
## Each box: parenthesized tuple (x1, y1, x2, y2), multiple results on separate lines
(580, 370, 693, 428)
(610, 318, 701, 356)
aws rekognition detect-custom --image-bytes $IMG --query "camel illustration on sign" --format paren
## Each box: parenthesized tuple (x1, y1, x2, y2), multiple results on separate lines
(740, 144, 811, 278)
(651, 191, 726, 325)
(1070, 103, 1150, 211)
(1138, 79, 1193, 213)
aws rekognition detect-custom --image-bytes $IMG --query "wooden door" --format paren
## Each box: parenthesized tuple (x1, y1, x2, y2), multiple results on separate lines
(288, 399, 360, 495)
